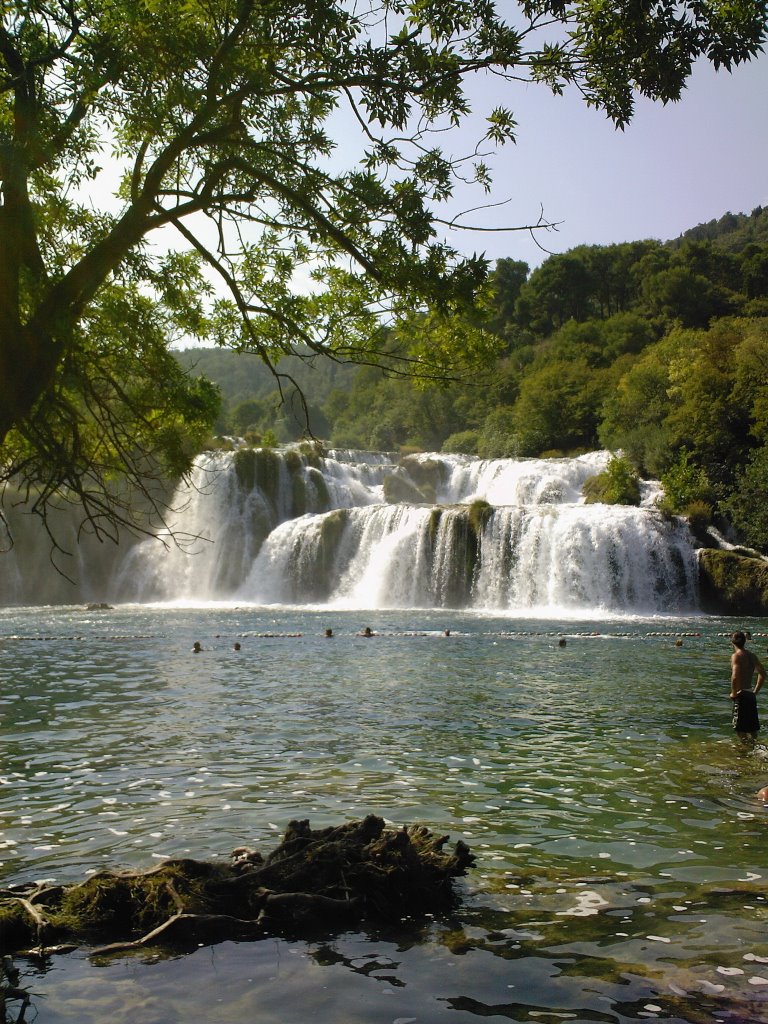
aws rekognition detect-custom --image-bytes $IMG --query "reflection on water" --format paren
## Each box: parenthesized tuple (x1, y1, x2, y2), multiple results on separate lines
(2, 606, 768, 1023)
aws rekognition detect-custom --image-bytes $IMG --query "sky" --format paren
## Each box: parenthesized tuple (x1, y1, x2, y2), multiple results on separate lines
(423, 52, 768, 271)
(99, 34, 767, 300)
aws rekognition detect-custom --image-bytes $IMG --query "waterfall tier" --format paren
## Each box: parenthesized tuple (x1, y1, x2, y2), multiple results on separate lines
(0, 446, 699, 613)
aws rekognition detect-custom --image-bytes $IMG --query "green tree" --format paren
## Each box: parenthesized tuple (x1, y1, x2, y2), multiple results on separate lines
(512, 241, 666, 335)
(3, 282, 220, 544)
(641, 266, 734, 327)
(674, 239, 741, 293)
(487, 258, 529, 338)
(600, 319, 766, 489)
(721, 444, 768, 551)
(509, 357, 607, 455)
(664, 321, 752, 488)
(658, 448, 716, 516)
(1, 0, 765, 539)
(515, 252, 594, 335)
(741, 244, 768, 300)
(542, 319, 606, 367)
(598, 331, 686, 475)
(582, 240, 663, 317)
(231, 397, 270, 436)
(730, 318, 768, 444)
(600, 311, 659, 361)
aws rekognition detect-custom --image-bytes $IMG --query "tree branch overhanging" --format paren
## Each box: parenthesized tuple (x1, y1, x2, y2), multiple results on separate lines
(0, 0, 764, 553)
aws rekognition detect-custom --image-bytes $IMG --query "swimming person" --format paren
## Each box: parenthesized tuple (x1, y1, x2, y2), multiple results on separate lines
(729, 630, 764, 741)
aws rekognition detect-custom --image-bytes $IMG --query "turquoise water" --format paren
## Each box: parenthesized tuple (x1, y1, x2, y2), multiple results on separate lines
(2, 605, 768, 1023)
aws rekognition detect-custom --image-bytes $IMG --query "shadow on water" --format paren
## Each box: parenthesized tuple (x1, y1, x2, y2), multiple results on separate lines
(5, 862, 768, 1024)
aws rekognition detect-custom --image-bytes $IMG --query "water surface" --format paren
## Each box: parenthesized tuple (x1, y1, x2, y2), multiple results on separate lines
(2, 605, 768, 1023)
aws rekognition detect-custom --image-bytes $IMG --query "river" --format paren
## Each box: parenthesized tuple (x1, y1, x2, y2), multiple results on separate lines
(2, 604, 767, 1023)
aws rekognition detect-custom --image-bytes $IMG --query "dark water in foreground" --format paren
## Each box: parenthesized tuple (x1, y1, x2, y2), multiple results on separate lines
(2, 605, 768, 1023)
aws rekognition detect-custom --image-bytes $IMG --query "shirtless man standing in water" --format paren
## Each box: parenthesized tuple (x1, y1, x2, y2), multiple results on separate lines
(730, 630, 765, 740)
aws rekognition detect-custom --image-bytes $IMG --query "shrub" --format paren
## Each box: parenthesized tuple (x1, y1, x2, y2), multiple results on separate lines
(683, 500, 714, 531)
(658, 448, 715, 515)
(582, 455, 641, 505)
(441, 430, 480, 455)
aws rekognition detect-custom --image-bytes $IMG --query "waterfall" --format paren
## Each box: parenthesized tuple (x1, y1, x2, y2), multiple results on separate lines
(0, 445, 700, 613)
(111, 447, 396, 602)
(471, 503, 696, 613)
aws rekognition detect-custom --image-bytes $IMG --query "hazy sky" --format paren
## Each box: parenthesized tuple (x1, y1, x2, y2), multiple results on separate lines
(433, 52, 768, 271)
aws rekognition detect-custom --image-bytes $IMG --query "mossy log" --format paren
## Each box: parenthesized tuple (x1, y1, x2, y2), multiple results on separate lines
(0, 816, 474, 958)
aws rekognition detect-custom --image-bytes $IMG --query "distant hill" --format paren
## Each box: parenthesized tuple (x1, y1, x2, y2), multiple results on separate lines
(667, 205, 768, 252)
(175, 347, 357, 408)
(176, 205, 768, 443)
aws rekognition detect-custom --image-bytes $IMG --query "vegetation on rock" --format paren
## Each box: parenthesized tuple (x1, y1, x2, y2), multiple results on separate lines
(697, 549, 768, 616)
(582, 456, 641, 506)
(383, 472, 427, 505)
(467, 500, 493, 538)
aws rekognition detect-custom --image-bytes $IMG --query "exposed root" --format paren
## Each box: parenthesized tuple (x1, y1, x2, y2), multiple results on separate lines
(90, 911, 263, 956)
(0, 816, 474, 957)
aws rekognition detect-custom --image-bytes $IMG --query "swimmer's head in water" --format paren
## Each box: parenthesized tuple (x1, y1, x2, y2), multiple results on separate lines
(731, 631, 747, 648)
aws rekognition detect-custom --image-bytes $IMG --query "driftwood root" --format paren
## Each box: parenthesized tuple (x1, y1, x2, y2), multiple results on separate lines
(0, 816, 474, 957)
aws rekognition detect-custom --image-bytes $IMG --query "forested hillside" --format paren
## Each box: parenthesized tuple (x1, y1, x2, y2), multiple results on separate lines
(668, 206, 768, 251)
(174, 348, 358, 441)
(181, 206, 768, 551)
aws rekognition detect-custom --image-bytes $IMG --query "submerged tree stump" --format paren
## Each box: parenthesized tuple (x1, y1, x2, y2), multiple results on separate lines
(0, 816, 474, 958)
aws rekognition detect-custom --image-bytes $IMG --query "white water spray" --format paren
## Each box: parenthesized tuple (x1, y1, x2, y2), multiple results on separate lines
(0, 446, 700, 612)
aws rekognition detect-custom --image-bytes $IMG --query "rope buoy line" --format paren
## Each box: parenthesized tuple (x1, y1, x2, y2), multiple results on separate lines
(490, 630, 704, 638)
(7, 630, 768, 642)
(0, 634, 161, 641)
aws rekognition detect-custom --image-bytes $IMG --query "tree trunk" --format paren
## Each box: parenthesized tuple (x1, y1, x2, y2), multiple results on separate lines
(0, 320, 62, 444)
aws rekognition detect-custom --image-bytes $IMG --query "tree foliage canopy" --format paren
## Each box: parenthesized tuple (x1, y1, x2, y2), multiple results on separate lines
(0, 0, 766, 538)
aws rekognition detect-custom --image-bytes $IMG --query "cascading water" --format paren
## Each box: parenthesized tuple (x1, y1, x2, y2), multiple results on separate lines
(111, 447, 396, 603)
(0, 445, 700, 613)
